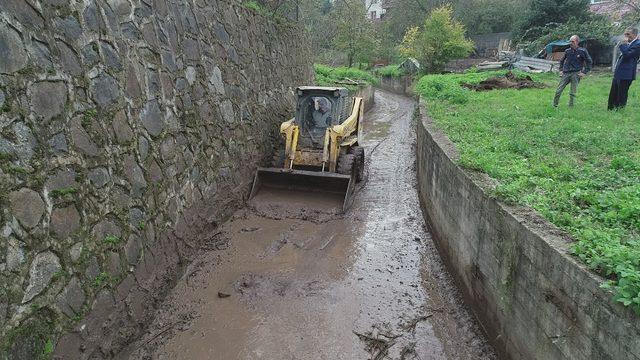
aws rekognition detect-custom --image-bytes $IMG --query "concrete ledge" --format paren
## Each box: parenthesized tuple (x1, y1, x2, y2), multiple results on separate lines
(355, 85, 375, 112)
(415, 102, 640, 360)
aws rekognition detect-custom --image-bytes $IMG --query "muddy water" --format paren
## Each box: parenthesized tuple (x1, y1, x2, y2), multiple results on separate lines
(122, 91, 495, 359)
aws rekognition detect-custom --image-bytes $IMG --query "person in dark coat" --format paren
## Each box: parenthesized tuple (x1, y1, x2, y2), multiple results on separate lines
(608, 27, 640, 110)
(553, 35, 592, 107)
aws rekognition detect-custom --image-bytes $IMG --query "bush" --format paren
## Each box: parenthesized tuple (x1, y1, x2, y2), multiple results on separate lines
(519, 17, 617, 56)
(314, 64, 377, 86)
(374, 65, 405, 78)
(400, 5, 474, 73)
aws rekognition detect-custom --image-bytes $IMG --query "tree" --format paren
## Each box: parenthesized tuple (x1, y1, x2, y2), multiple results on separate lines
(454, 0, 527, 35)
(332, 0, 379, 67)
(513, 0, 593, 42)
(400, 5, 474, 73)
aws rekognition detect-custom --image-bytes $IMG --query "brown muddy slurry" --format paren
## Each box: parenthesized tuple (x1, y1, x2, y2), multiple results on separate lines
(120, 90, 495, 359)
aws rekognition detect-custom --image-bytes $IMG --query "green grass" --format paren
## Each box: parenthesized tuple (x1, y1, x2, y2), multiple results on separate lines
(103, 234, 122, 247)
(50, 187, 77, 197)
(314, 64, 377, 88)
(374, 65, 405, 78)
(419, 70, 640, 314)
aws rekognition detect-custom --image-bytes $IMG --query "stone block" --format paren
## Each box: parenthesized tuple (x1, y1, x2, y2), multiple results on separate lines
(92, 220, 122, 242)
(53, 16, 83, 41)
(107, 0, 132, 16)
(45, 169, 77, 193)
(81, 43, 99, 66)
(48, 133, 68, 155)
(50, 206, 81, 240)
(0, 23, 27, 74)
(56, 40, 82, 76)
(69, 118, 100, 156)
(161, 50, 177, 72)
(10, 122, 38, 161)
(69, 242, 83, 263)
(22, 251, 61, 303)
(56, 277, 85, 317)
(84, 256, 101, 282)
(138, 136, 149, 161)
(6, 237, 26, 271)
(30, 40, 53, 69)
(113, 110, 133, 144)
(88, 167, 110, 188)
(91, 72, 120, 107)
(125, 235, 142, 265)
(30, 81, 67, 121)
(208, 66, 225, 94)
(83, 1, 102, 32)
(105, 251, 121, 276)
(125, 65, 142, 99)
(100, 41, 122, 71)
(220, 99, 235, 123)
(121, 22, 141, 40)
(123, 155, 147, 197)
(9, 188, 45, 229)
(183, 38, 200, 62)
(140, 100, 164, 137)
(4, 0, 45, 30)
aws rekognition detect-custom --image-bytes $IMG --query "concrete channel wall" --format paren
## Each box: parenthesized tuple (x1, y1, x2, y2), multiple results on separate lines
(376, 75, 413, 96)
(0, 0, 312, 357)
(415, 103, 640, 360)
(355, 85, 375, 112)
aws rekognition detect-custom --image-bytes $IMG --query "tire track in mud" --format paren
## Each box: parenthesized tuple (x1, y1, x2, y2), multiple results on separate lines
(120, 90, 495, 360)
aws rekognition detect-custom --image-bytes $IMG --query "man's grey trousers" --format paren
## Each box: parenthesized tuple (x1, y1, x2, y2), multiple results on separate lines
(554, 72, 581, 107)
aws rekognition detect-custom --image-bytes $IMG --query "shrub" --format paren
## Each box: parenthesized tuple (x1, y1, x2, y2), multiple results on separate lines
(314, 64, 377, 86)
(374, 65, 405, 78)
(399, 5, 474, 73)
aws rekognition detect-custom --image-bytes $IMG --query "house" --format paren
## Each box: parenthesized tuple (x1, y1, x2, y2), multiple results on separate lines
(589, 0, 635, 21)
(365, 0, 386, 20)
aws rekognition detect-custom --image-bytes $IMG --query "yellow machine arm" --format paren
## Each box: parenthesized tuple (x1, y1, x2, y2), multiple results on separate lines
(324, 97, 363, 172)
(281, 97, 363, 172)
(280, 118, 299, 169)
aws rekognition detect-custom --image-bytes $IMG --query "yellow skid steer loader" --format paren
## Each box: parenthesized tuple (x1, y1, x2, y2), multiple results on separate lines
(250, 86, 365, 211)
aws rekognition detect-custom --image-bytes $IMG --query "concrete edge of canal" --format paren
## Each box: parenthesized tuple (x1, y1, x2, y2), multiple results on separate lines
(414, 101, 640, 360)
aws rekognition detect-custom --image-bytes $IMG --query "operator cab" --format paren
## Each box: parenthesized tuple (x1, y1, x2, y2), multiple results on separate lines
(295, 86, 351, 148)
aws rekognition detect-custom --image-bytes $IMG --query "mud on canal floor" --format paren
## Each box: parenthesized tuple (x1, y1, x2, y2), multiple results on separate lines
(119, 90, 495, 359)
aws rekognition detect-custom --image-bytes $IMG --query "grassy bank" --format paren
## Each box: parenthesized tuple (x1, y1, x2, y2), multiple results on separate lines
(314, 64, 377, 88)
(373, 65, 405, 78)
(418, 70, 640, 314)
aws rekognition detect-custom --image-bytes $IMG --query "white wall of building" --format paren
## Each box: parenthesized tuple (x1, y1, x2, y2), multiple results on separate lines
(365, 0, 386, 19)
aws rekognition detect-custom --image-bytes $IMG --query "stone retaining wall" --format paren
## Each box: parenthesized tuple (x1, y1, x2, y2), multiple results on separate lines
(0, 0, 312, 358)
(415, 103, 640, 360)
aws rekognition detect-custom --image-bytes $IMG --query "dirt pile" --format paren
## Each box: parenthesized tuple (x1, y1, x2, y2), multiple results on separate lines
(462, 71, 546, 91)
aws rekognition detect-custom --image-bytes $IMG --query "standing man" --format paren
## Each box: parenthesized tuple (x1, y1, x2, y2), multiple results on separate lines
(608, 27, 640, 110)
(553, 35, 593, 107)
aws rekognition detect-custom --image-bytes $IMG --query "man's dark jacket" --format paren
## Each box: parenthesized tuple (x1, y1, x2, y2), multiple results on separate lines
(559, 47, 592, 73)
(614, 39, 640, 80)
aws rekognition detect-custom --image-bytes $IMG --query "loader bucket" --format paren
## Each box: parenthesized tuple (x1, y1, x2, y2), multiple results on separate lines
(249, 168, 354, 212)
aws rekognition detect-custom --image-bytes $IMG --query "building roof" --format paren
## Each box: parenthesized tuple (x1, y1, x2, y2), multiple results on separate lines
(590, 1, 634, 20)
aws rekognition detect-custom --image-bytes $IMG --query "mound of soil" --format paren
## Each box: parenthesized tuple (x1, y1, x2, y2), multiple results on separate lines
(462, 71, 546, 91)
